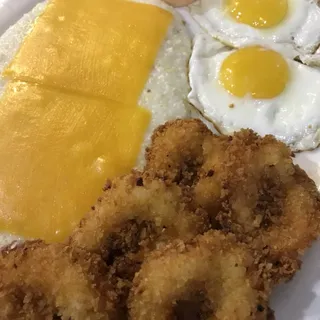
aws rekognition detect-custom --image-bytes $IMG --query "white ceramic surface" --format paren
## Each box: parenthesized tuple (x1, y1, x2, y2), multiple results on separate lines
(0, 0, 42, 35)
(1, 1, 320, 319)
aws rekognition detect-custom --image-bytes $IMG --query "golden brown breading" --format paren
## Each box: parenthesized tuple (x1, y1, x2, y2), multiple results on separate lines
(0, 241, 117, 320)
(69, 172, 209, 280)
(198, 130, 320, 263)
(145, 120, 320, 282)
(128, 230, 270, 320)
(145, 119, 212, 185)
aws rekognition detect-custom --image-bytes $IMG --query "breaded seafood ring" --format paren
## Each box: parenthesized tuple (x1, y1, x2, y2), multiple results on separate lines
(197, 130, 320, 261)
(70, 172, 209, 279)
(128, 230, 270, 320)
(146, 120, 320, 282)
(145, 120, 320, 279)
(0, 241, 117, 320)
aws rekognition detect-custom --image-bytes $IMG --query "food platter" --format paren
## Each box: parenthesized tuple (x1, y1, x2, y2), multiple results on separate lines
(1, 0, 320, 319)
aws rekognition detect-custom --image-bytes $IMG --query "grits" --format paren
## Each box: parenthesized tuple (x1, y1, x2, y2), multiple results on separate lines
(0, 0, 192, 245)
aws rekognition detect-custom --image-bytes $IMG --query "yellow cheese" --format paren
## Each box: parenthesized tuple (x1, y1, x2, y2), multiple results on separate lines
(0, 82, 151, 242)
(3, 0, 173, 104)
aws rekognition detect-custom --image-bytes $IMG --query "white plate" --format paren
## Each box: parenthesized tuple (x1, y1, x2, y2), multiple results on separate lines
(1, 1, 320, 319)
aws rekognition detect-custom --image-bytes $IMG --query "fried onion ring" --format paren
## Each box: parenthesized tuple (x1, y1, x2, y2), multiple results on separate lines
(0, 241, 117, 319)
(128, 230, 270, 320)
(69, 172, 209, 280)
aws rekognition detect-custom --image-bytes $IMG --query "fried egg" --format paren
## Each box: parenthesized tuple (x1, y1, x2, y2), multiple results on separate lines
(188, 34, 320, 151)
(189, 0, 320, 59)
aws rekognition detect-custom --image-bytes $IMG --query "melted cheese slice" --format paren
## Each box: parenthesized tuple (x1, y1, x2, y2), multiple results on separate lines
(3, 0, 172, 104)
(0, 82, 151, 242)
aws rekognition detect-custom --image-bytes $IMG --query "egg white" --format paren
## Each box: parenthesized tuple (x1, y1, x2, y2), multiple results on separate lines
(188, 34, 320, 151)
(189, 0, 320, 59)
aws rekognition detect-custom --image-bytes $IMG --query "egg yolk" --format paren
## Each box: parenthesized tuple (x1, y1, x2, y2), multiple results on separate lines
(225, 0, 288, 29)
(219, 46, 290, 99)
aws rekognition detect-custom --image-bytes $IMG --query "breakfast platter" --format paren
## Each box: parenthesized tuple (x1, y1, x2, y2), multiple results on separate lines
(1, 0, 320, 319)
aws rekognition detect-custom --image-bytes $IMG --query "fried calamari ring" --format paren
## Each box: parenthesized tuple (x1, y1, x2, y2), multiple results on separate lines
(196, 130, 320, 262)
(128, 230, 270, 320)
(145, 120, 320, 280)
(0, 241, 117, 320)
(70, 172, 209, 280)
(145, 119, 212, 185)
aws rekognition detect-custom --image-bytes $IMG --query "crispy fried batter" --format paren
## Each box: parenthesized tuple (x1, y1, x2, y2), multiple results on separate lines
(0, 241, 117, 320)
(145, 120, 320, 281)
(199, 130, 320, 261)
(128, 230, 270, 320)
(145, 119, 212, 185)
(70, 172, 209, 280)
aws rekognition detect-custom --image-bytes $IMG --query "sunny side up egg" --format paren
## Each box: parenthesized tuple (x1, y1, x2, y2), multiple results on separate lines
(188, 34, 320, 151)
(189, 0, 320, 59)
